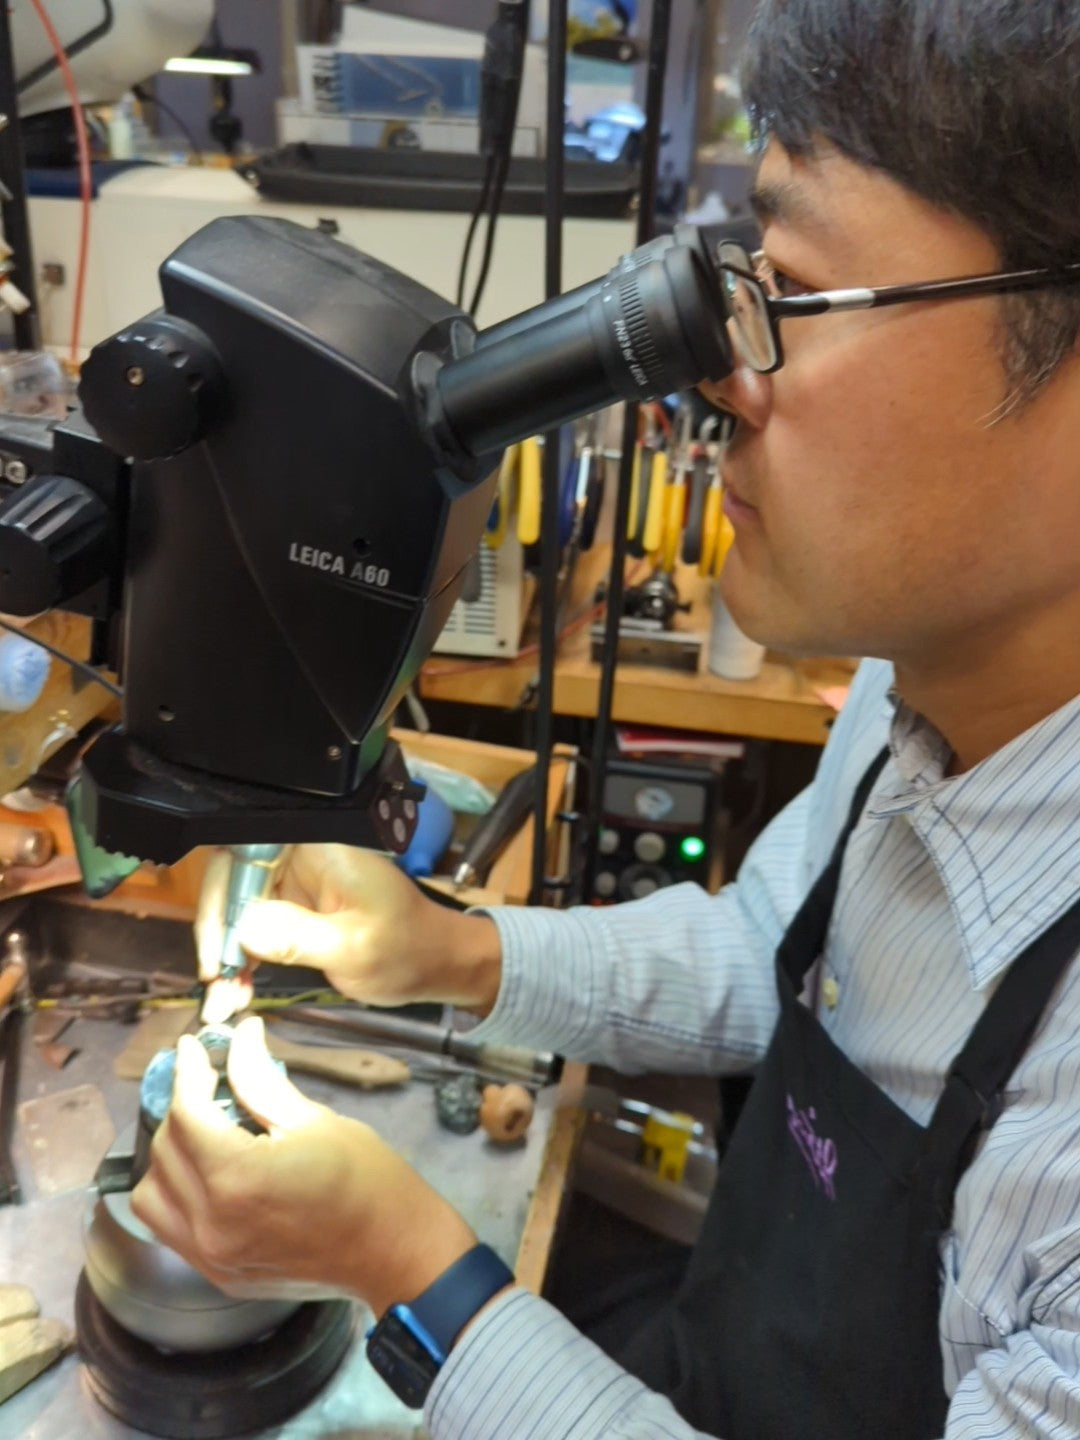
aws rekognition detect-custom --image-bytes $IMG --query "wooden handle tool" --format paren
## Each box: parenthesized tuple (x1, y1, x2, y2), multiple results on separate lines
(265, 1034, 410, 1090)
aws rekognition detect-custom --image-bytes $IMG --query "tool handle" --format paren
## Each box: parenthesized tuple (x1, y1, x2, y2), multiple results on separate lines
(485, 443, 517, 550)
(714, 513, 736, 577)
(580, 454, 604, 551)
(517, 436, 542, 545)
(699, 482, 723, 577)
(627, 446, 653, 557)
(682, 455, 709, 567)
(660, 477, 686, 573)
(626, 445, 642, 541)
(266, 1034, 409, 1090)
(447, 1034, 560, 1085)
(642, 449, 668, 554)
(454, 765, 538, 887)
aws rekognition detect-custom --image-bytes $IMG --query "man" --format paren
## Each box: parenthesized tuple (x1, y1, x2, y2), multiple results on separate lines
(131, 1, 1080, 1435)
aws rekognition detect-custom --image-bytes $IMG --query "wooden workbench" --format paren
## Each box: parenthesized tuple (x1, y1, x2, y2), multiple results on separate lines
(421, 549, 856, 747)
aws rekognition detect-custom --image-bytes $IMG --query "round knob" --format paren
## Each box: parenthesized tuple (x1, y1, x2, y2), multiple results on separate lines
(0, 474, 111, 613)
(598, 827, 620, 856)
(79, 314, 225, 461)
(634, 831, 666, 864)
(619, 862, 670, 904)
(594, 870, 618, 899)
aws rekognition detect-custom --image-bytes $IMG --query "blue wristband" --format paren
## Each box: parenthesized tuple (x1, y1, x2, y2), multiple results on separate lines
(366, 1243, 514, 1408)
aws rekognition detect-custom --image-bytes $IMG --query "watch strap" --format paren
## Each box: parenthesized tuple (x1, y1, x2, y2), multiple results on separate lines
(407, 1242, 515, 1356)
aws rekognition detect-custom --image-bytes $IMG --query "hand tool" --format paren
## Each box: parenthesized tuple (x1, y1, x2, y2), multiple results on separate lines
(554, 415, 604, 632)
(641, 443, 668, 556)
(558, 426, 580, 548)
(579, 441, 605, 551)
(659, 407, 695, 573)
(517, 434, 542, 545)
(682, 449, 709, 567)
(198, 844, 286, 1027)
(453, 764, 538, 889)
(484, 442, 518, 549)
(208, 842, 284, 1001)
(273, 1004, 561, 1086)
(628, 407, 662, 557)
(263, 1032, 409, 1090)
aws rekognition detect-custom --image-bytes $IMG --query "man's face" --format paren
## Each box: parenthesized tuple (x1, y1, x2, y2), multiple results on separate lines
(702, 141, 1080, 665)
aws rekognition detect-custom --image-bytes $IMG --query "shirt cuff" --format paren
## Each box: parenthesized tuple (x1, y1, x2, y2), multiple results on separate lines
(424, 1286, 656, 1440)
(462, 903, 607, 1056)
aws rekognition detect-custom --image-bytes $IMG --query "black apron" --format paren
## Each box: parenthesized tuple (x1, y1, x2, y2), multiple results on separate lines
(620, 751, 1080, 1438)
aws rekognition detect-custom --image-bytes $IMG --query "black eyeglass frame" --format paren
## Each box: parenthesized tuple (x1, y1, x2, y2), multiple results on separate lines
(716, 241, 1080, 375)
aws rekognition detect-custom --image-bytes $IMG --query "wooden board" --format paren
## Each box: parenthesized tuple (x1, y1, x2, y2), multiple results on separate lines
(514, 1060, 589, 1294)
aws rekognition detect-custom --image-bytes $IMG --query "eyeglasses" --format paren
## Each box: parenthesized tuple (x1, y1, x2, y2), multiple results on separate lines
(713, 240, 1080, 375)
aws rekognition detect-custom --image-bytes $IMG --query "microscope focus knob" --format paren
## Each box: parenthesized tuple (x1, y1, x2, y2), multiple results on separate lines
(0, 473, 111, 613)
(79, 314, 225, 461)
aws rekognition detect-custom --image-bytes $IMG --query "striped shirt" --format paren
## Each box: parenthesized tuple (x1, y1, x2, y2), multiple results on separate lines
(426, 658, 1080, 1440)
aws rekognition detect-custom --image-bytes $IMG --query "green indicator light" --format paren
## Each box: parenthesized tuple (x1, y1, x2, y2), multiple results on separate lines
(680, 836, 706, 861)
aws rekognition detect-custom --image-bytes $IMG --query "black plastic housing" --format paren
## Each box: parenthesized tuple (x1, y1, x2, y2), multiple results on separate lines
(101, 216, 496, 799)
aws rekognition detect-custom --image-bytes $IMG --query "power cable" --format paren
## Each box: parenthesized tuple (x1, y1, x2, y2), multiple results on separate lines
(0, 616, 122, 699)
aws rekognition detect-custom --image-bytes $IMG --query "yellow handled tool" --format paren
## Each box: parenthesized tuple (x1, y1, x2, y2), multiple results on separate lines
(699, 480, 723, 576)
(517, 436, 542, 545)
(642, 447, 668, 555)
(626, 443, 643, 541)
(660, 467, 686, 572)
(641, 1108, 698, 1184)
(484, 443, 518, 549)
(713, 512, 736, 576)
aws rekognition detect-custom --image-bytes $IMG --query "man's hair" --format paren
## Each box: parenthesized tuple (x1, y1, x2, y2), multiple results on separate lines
(741, 0, 1080, 406)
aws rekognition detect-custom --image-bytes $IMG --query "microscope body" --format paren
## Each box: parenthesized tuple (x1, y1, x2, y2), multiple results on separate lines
(0, 213, 733, 886)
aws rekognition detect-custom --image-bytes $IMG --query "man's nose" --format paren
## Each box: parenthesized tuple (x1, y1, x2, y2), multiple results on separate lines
(698, 363, 772, 430)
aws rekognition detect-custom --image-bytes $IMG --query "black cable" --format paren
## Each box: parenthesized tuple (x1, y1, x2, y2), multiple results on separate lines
(528, 0, 567, 907)
(132, 84, 204, 163)
(0, 617, 122, 699)
(457, 0, 529, 319)
(17, 0, 113, 94)
(581, 0, 673, 901)
(468, 146, 511, 315)
(456, 154, 495, 308)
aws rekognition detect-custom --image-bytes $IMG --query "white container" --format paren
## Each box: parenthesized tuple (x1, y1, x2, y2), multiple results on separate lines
(708, 588, 766, 680)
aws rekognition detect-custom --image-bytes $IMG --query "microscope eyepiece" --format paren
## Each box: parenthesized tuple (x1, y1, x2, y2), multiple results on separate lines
(429, 225, 736, 459)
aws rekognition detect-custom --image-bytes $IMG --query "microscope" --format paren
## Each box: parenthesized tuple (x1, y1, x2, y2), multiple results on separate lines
(0, 214, 738, 1435)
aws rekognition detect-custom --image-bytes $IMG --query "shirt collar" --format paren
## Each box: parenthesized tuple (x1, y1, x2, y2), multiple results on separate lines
(866, 687, 1080, 991)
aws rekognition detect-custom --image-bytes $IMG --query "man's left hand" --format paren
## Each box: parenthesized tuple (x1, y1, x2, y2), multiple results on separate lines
(131, 1016, 477, 1315)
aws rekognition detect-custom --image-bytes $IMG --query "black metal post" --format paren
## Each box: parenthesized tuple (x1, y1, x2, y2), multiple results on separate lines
(581, 0, 672, 899)
(528, 0, 568, 906)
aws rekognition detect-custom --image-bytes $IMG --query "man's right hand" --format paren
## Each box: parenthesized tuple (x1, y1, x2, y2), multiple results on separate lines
(196, 844, 503, 1015)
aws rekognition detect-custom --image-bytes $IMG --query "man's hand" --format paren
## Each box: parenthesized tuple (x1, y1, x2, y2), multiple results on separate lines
(196, 844, 503, 1021)
(130, 1017, 477, 1316)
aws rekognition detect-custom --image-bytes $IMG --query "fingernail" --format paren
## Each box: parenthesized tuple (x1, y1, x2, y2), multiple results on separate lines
(201, 979, 243, 1026)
